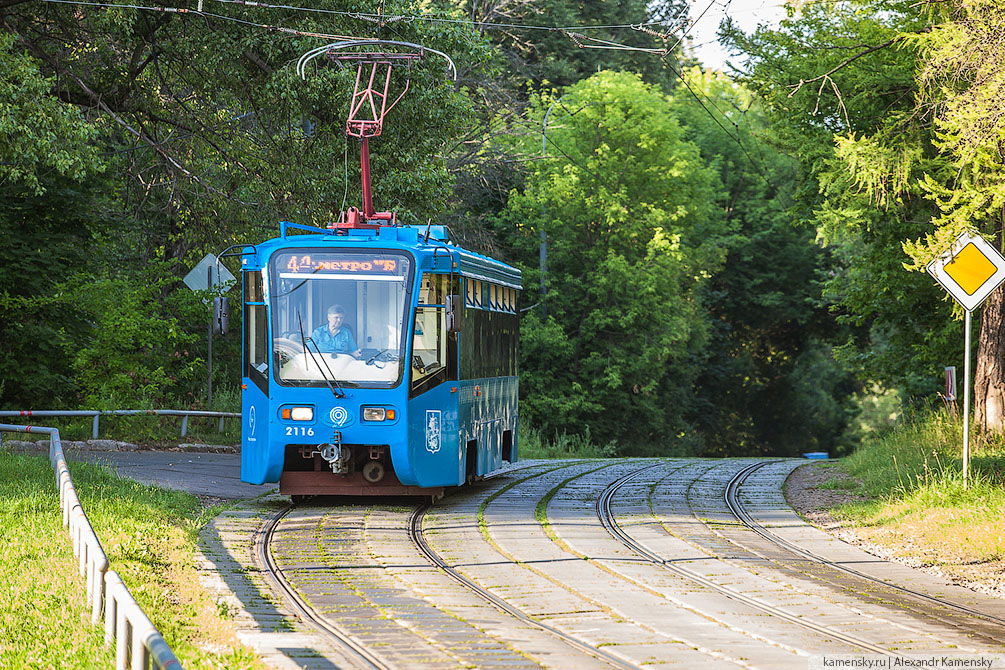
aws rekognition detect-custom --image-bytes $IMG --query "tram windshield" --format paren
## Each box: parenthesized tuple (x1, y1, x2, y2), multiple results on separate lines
(269, 250, 412, 387)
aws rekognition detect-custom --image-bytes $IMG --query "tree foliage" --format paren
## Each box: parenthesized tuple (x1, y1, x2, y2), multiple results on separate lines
(1, 0, 871, 457)
(723, 0, 957, 401)
(668, 69, 857, 456)
(450, 0, 688, 90)
(0, 1, 490, 408)
(491, 70, 726, 447)
(903, 0, 1005, 433)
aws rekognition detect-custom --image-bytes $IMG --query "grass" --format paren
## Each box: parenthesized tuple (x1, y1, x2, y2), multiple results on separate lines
(0, 448, 265, 669)
(828, 409, 1005, 565)
(518, 425, 617, 459)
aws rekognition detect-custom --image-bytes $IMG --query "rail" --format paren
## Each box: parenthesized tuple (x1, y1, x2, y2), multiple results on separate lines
(0, 409, 239, 439)
(0, 423, 182, 669)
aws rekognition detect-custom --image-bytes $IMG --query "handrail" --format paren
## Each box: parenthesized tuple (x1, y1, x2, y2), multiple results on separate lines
(0, 409, 239, 439)
(0, 423, 183, 669)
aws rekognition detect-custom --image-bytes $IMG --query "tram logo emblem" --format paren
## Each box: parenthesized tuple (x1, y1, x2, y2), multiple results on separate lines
(425, 410, 441, 454)
(248, 406, 257, 437)
(329, 406, 349, 427)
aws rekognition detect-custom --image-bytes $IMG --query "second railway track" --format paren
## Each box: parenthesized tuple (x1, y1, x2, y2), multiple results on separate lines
(725, 460, 1005, 627)
(596, 463, 894, 656)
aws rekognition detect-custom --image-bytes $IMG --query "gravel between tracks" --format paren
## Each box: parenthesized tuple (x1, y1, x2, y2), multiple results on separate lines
(784, 462, 1005, 601)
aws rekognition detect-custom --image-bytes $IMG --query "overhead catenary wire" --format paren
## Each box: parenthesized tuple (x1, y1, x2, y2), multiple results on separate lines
(661, 57, 775, 186)
(35, 0, 689, 58)
(32, 0, 774, 187)
(33, 0, 363, 39)
(209, 0, 687, 35)
(33, 0, 690, 44)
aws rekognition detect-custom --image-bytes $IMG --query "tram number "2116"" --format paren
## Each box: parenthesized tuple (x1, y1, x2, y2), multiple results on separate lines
(286, 426, 315, 436)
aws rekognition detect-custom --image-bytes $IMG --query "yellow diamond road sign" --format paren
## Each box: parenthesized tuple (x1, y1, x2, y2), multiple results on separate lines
(927, 232, 1005, 311)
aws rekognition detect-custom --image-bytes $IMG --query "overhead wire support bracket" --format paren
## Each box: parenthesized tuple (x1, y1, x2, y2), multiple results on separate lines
(297, 40, 456, 229)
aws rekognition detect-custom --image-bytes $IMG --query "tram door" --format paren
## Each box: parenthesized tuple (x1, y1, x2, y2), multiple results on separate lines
(406, 273, 462, 486)
(242, 269, 281, 484)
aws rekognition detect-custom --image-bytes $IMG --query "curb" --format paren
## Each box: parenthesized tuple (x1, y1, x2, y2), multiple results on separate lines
(1, 439, 239, 454)
(194, 495, 341, 669)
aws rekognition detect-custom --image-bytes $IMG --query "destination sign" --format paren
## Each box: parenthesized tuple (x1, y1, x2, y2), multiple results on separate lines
(282, 254, 401, 274)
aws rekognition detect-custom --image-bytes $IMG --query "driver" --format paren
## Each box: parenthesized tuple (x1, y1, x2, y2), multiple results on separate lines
(311, 305, 362, 358)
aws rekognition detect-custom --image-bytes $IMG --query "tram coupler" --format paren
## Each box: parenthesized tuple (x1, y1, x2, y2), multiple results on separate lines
(307, 431, 349, 475)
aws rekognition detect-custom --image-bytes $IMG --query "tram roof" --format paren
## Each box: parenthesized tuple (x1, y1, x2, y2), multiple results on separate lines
(245, 222, 522, 289)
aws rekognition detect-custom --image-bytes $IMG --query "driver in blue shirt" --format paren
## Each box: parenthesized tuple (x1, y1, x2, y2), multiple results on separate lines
(311, 305, 362, 358)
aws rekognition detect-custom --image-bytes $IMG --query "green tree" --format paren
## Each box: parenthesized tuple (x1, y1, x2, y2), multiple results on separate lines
(1, 3, 491, 272)
(722, 0, 956, 405)
(69, 260, 205, 408)
(0, 3, 492, 408)
(899, 0, 1005, 433)
(667, 68, 857, 456)
(450, 0, 688, 90)
(493, 70, 726, 448)
(0, 33, 107, 408)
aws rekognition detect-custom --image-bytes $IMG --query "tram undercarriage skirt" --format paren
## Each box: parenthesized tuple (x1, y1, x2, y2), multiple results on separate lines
(279, 469, 444, 497)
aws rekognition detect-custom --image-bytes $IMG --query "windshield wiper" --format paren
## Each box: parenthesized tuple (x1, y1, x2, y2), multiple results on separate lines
(297, 312, 345, 398)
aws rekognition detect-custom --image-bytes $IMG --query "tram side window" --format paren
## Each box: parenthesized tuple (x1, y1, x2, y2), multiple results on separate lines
(244, 270, 268, 392)
(458, 295, 519, 380)
(411, 274, 460, 396)
(411, 307, 447, 396)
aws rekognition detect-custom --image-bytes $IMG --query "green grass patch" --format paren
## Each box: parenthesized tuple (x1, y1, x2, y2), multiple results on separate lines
(831, 409, 1005, 563)
(0, 449, 264, 669)
(519, 425, 617, 459)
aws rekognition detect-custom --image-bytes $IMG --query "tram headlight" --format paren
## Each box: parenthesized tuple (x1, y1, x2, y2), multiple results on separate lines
(362, 407, 386, 421)
(282, 406, 314, 421)
(362, 407, 396, 422)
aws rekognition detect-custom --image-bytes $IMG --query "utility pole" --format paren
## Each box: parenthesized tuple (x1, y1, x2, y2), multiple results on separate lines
(540, 99, 562, 321)
(207, 265, 213, 409)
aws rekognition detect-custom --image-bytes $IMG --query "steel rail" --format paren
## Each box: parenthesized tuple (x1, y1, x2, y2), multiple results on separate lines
(724, 461, 1005, 629)
(408, 497, 641, 670)
(254, 505, 393, 670)
(596, 463, 895, 656)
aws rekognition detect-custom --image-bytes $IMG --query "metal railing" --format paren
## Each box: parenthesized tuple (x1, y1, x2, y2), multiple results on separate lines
(0, 409, 239, 439)
(0, 423, 183, 670)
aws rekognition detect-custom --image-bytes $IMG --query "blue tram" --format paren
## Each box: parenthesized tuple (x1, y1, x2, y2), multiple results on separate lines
(239, 222, 521, 498)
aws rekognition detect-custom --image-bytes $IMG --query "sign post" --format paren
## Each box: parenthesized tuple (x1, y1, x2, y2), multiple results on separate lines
(183, 254, 236, 409)
(927, 232, 1005, 489)
(944, 366, 957, 414)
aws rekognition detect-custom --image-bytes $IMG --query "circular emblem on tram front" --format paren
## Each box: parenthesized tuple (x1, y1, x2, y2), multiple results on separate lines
(248, 405, 257, 436)
(329, 406, 350, 427)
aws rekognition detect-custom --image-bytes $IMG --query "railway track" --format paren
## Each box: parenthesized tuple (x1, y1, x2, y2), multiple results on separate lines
(246, 458, 1005, 669)
(478, 459, 811, 667)
(408, 503, 641, 670)
(256, 461, 641, 670)
(254, 504, 393, 670)
(721, 460, 1005, 636)
(595, 463, 894, 656)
